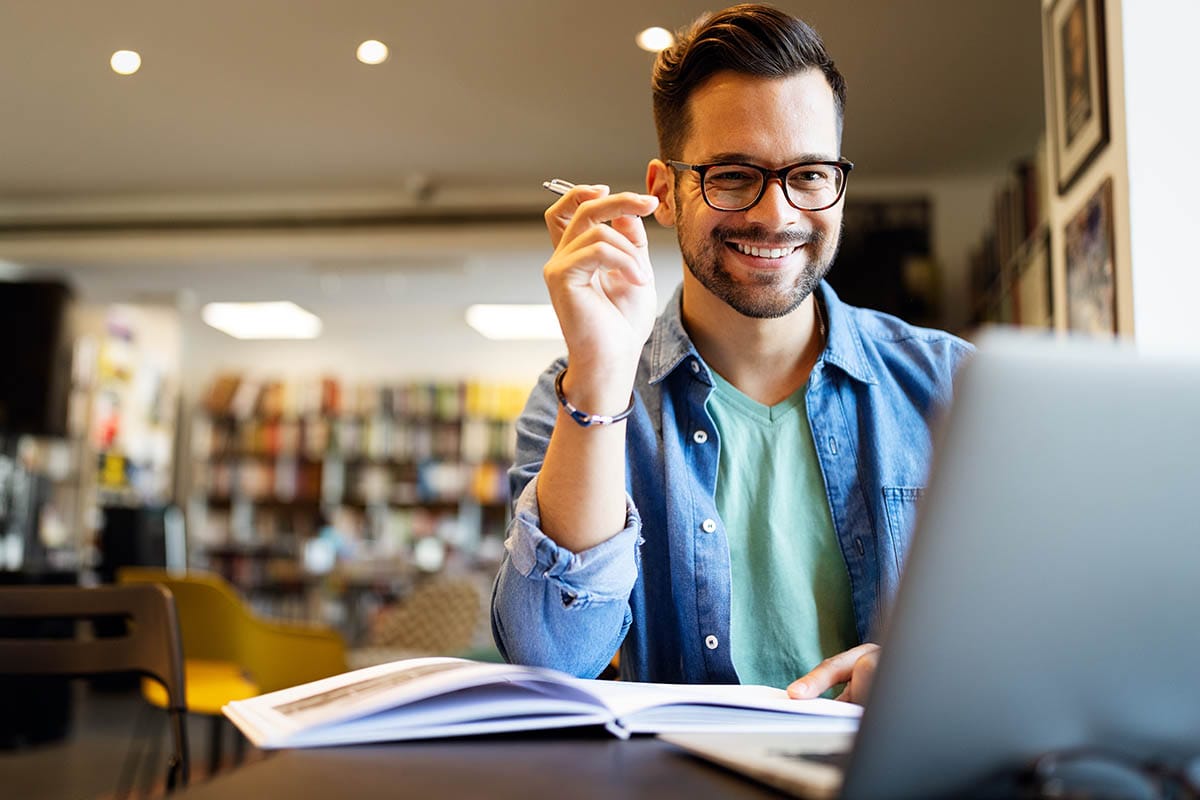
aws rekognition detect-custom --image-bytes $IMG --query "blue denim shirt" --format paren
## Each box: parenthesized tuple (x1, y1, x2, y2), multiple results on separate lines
(491, 281, 973, 683)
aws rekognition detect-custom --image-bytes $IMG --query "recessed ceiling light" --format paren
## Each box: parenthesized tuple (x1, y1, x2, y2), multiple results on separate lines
(110, 50, 142, 75)
(636, 27, 675, 53)
(356, 40, 389, 65)
(465, 304, 563, 341)
(201, 302, 322, 340)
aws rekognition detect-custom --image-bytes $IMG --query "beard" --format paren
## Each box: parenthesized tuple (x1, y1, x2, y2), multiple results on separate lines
(677, 214, 841, 319)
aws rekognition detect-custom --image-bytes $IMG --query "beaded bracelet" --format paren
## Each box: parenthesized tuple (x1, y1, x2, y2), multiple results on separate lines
(554, 367, 635, 427)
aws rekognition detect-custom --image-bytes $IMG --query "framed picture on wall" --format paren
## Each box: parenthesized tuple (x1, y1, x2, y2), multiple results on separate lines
(1045, 0, 1109, 194)
(1064, 178, 1116, 334)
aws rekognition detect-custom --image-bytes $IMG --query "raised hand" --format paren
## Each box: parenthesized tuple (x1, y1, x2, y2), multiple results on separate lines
(542, 184, 660, 408)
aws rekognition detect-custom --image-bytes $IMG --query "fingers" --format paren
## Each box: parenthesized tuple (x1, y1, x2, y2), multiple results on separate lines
(842, 653, 878, 704)
(546, 186, 659, 250)
(787, 643, 881, 702)
(545, 184, 609, 248)
(540, 185, 660, 371)
(546, 220, 653, 288)
(609, 211, 650, 251)
(562, 191, 659, 243)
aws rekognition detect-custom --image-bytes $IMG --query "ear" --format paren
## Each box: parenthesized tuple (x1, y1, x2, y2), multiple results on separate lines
(646, 159, 676, 228)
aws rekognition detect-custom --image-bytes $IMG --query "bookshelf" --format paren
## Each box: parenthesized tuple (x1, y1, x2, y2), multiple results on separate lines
(187, 374, 528, 635)
(968, 145, 1054, 330)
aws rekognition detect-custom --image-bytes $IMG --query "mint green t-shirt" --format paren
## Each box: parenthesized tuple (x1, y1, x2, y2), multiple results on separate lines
(706, 371, 858, 690)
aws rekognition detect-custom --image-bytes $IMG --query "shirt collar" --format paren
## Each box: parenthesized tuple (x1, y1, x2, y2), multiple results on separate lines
(816, 281, 878, 385)
(646, 280, 878, 386)
(647, 284, 702, 385)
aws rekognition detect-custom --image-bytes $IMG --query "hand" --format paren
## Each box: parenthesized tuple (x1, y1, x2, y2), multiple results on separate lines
(787, 643, 880, 705)
(542, 185, 660, 407)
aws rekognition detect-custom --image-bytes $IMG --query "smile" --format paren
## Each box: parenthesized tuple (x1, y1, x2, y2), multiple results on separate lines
(731, 243, 801, 259)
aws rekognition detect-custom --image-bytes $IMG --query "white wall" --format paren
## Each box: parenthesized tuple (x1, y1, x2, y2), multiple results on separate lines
(1120, 0, 1200, 351)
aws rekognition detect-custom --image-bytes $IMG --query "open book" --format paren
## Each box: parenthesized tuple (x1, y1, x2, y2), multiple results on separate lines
(223, 657, 862, 748)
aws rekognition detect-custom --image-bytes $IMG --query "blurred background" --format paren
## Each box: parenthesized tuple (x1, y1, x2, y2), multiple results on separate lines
(0, 0, 1047, 647)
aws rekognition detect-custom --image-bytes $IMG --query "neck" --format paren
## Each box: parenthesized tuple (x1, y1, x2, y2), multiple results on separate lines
(681, 278, 825, 406)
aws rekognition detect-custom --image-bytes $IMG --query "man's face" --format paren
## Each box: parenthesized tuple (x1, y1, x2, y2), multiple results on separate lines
(657, 69, 844, 319)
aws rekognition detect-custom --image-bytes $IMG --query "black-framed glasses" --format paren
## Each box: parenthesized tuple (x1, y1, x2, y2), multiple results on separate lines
(667, 158, 854, 212)
(1013, 748, 1200, 799)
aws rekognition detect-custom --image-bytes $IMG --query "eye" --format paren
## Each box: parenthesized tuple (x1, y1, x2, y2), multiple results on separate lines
(705, 166, 759, 187)
(788, 166, 834, 188)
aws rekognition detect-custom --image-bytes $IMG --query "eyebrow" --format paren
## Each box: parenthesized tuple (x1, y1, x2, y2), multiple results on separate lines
(698, 152, 839, 166)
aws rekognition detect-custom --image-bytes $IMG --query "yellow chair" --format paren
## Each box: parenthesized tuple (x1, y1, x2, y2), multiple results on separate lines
(117, 567, 346, 775)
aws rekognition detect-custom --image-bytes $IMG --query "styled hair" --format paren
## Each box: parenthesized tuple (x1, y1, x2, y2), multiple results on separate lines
(651, 4, 846, 159)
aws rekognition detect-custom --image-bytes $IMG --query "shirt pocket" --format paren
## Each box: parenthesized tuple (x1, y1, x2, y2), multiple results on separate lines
(881, 486, 925, 575)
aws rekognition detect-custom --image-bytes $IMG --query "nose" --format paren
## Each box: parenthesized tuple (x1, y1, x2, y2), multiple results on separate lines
(744, 176, 798, 227)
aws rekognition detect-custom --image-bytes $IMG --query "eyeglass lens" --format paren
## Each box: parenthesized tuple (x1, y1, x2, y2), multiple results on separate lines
(703, 164, 844, 210)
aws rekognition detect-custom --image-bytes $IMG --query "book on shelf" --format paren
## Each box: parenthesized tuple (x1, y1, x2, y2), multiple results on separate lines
(222, 656, 862, 748)
(204, 373, 241, 416)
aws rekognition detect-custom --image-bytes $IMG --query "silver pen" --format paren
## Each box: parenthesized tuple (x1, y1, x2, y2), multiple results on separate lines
(542, 178, 576, 196)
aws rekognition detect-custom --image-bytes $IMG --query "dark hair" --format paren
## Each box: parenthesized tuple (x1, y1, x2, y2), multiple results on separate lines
(651, 4, 846, 159)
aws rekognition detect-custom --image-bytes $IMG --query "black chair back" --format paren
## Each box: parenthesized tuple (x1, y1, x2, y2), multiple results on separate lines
(0, 584, 191, 790)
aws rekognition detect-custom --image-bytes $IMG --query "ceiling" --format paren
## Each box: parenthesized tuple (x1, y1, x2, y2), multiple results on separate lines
(0, 0, 1043, 209)
(0, 1, 1045, 371)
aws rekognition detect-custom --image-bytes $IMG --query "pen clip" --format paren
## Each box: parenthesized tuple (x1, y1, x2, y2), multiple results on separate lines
(543, 178, 576, 196)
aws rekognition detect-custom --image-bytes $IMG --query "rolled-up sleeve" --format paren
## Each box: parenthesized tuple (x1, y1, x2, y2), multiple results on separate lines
(490, 474, 641, 677)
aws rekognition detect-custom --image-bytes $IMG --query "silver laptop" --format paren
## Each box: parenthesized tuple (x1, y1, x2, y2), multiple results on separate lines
(663, 330, 1200, 799)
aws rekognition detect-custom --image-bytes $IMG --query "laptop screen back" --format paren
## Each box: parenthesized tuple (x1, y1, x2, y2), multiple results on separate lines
(843, 331, 1200, 799)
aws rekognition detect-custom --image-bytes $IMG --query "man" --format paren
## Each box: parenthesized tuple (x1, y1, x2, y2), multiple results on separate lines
(491, 4, 971, 703)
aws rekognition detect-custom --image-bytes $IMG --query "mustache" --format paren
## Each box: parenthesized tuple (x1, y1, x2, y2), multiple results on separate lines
(712, 225, 826, 247)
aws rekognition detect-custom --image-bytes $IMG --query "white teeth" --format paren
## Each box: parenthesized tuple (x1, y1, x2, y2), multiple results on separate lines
(735, 243, 794, 258)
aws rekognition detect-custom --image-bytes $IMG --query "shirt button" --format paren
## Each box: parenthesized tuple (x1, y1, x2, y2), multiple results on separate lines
(690, 360, 701, 373)
(701, 518, 717, 533)
(692, 430, 708, 444)
(705, 635, 719, 650)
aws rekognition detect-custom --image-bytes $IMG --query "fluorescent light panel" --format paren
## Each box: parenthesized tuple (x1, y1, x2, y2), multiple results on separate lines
(202, 301, 322, 340)
(465, 304, 562, 341)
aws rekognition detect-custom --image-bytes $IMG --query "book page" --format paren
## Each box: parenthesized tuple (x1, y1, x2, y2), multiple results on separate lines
(224, 658, 866, 748)
(286, 683, 610, 747)
(225, 657, 607, 747)
(571, 679, 863, 726)
(271, 659, 470, 720)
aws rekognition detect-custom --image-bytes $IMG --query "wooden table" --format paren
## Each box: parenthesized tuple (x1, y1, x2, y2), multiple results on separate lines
(175, 732, 785, 798)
